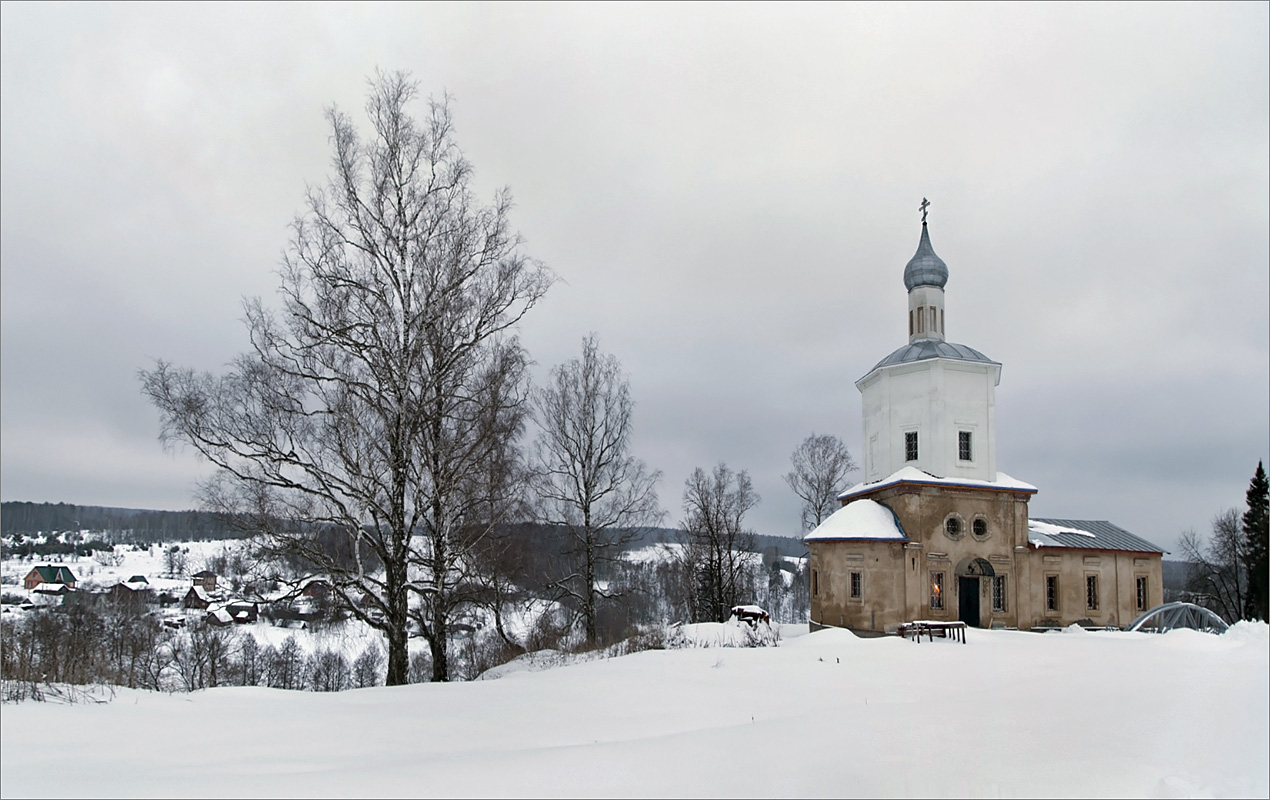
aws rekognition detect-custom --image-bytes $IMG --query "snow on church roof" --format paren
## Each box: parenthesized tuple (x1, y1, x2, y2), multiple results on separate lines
(1028, 518, 1166, 554)
(803, 499, 908, 542)
(838, 466, 1038, 501)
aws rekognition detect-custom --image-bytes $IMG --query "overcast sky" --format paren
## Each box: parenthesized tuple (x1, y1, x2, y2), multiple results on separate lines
(2, 3, 1266, 552)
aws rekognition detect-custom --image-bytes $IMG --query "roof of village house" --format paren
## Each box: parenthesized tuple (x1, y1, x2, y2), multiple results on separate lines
(838, 466, 1038, 501)
(185, 586, 212, 601)
(28, 565, 77, 583)
(803, 499, 909, 542)
(32, 582, 72, 594)
(1028, 518, 1165, 554)
(191, 570, 217, 578)
(127, 575, 148, 583)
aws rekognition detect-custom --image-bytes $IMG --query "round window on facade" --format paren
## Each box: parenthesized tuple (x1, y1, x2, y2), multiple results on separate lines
(972, 517, 989, 538)
(944, 514, 963, 538)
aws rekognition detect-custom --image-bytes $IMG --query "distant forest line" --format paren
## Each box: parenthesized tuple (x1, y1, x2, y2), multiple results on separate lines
(0, 501, 808, 557)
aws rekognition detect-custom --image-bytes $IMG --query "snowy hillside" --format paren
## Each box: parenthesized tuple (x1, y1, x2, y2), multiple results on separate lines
(3, 622, 1265, 798)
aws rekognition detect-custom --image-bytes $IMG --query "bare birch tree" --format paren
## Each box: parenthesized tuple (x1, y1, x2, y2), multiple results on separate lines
(141, 71, 552, 684)
(784, 433, 857, 531)
(681, 463, 759, 623)
(532, 334, 663, 647)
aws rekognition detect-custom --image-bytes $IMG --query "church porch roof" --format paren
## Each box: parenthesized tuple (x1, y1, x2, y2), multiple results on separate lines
(803, 499, 908, 543)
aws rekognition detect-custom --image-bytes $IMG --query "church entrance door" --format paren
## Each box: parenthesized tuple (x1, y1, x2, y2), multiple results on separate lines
(958, 576, 980, 627)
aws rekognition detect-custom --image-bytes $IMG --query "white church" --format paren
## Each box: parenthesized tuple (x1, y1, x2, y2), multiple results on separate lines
(805, 207, 1165, 632)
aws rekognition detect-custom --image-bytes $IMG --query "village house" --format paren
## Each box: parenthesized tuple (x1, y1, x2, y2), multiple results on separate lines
(183, 586, 213, 610)
(206, 600, 258, 626)
(806, 213, 1165, 634)
(107, 578, 155, 608)
(191, 570, 219, 592)
(23, 564, 77, 591)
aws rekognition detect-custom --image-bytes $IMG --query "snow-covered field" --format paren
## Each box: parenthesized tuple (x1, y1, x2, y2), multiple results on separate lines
(3, 621, 1265, 798)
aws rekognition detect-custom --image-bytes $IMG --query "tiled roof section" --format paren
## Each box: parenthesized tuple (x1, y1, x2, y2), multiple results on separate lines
(870, 340, 999, 373)
(1029, 518, 1166, 554)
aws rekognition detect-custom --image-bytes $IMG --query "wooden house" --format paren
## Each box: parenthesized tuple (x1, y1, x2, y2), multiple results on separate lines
(23, 564, 77, 591)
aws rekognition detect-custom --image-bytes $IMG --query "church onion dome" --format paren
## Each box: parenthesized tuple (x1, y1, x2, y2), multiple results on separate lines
(870, 340, 998, 372)
(903, 223, 949, 291)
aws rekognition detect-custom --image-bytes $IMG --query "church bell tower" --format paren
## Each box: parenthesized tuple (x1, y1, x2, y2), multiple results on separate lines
(856, 200, 1001, 483)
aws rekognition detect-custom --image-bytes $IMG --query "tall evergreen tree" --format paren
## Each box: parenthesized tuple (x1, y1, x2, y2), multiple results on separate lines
(1242, 461, 1269, 621)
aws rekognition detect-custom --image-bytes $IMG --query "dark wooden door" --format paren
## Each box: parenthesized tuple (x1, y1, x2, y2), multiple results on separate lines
(959, 576, 980, 627)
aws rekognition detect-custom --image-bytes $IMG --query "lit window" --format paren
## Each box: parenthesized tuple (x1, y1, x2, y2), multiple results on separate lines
(972, 517, 988, 538)
(1136, 576, 1148, 612)
(1045, 575, 1059, 612)
(931, 572, 945, 610)
(1086, 575, 1099, 611)
(958, 431, 973, 461)
(850, 571, 862, 599)
(992, 575, 1007, 612)
(905, 431, 918, 462)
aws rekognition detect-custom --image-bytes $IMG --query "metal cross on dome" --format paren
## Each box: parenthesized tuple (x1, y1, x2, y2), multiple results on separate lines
(920, 197, 930, 224)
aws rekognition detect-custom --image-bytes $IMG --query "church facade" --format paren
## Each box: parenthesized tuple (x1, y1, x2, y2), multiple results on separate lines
(806, 215, 1164, 633)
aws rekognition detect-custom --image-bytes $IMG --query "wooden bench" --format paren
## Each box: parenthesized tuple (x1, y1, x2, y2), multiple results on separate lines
(898, 620, 967, 644)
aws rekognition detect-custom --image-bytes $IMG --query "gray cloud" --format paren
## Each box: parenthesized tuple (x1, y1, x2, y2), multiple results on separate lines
(2, 4, 1266, 554)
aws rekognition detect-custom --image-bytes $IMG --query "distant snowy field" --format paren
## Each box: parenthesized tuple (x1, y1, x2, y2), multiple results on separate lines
(3, 622, 1266, 798)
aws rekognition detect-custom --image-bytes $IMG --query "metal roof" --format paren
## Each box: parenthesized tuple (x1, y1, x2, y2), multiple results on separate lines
(903, 223, 949, 291)
(869, 339, 999, 372)
(1029, 518, 1165, 554)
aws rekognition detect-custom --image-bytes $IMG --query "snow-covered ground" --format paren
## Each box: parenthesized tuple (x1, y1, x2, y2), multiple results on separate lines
(3, 622, 1265, 798)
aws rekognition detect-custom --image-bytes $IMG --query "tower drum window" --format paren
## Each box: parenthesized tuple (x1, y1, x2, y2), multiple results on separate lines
(958, 431, 973, 461)
(909, 310, 914, 336)
(929, 307, 937, 331)
(905, 431, 918, 462)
